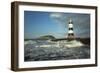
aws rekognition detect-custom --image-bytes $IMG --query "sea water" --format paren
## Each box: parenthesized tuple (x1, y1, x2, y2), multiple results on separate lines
(24, 40, 90, 61)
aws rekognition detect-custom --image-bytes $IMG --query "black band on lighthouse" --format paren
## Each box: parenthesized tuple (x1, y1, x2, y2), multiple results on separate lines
(69, 21, 73, 24)
(69, 28, 73, 30)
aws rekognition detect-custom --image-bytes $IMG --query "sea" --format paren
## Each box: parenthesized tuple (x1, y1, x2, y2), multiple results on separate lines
(24, 40, 90, 61)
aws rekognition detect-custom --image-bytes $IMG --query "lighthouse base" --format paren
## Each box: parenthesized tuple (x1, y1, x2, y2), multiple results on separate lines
(67, 36, 75, 41)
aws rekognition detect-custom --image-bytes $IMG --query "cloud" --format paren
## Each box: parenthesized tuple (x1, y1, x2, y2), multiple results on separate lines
(50, 13, 68, 29)
(50, 13, 63, 18)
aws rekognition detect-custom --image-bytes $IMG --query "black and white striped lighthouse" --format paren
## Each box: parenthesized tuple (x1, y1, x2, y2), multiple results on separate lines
(67, 18, 75, 40)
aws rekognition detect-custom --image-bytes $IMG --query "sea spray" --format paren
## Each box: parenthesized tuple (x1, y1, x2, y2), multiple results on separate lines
(64, 40, 84, 48)
(24, 40, 90, 61)
(26, 40, 84, 48)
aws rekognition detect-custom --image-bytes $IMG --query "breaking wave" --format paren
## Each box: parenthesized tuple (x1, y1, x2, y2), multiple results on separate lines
(24, 40, 84, 48)
(64, 40, 84, 48)
(24, 39, 90, 61)
(24, 40, 36, 45)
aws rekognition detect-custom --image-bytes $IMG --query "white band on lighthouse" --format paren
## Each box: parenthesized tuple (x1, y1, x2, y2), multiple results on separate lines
(68, 30, 74, 33)
(69, 24, 73, 28)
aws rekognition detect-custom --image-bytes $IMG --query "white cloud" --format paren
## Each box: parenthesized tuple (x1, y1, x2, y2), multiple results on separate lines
(50, 13, 68, 28)
(50, 13, 63, 18)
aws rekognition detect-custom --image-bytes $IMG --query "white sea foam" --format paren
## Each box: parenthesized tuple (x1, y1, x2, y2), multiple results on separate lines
(33, 40, 84, 48)
(24, 40, 36, 45)
(24, 40, 89, 61)
(65, 40, 84, 48)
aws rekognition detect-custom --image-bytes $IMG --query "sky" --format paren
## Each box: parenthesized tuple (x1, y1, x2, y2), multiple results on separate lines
(24, 11, 90, 39)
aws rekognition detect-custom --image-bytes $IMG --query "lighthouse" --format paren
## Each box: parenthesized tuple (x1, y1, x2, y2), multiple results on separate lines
(67, 18, 75, 40)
